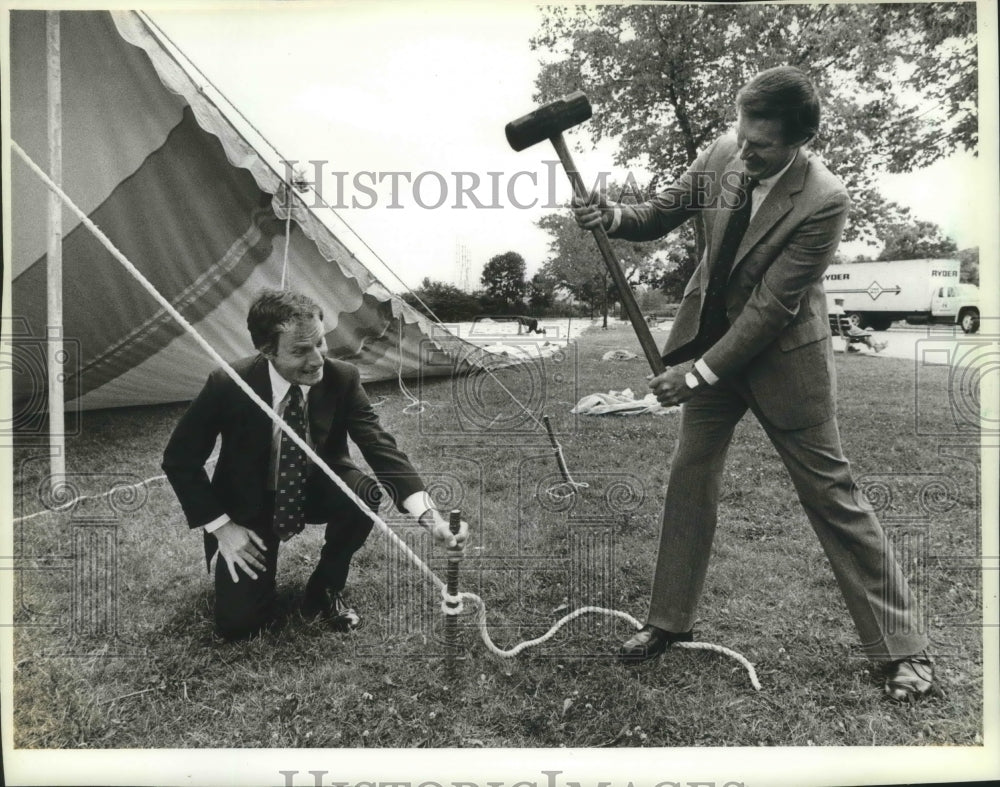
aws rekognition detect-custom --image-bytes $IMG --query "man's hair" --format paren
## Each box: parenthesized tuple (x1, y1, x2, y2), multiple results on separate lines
(736, 66, 821, 143)
(247, 289, 324, 354)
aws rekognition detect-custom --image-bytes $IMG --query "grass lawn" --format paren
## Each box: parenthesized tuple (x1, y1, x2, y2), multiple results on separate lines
(10, 323, 985, 749)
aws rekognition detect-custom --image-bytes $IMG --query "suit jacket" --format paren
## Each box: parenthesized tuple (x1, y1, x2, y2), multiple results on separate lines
(612, 134, 850, 430)
(162, 354, 425, 544)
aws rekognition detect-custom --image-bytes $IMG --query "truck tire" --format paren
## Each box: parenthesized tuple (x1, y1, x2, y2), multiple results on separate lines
(869, 316, 893, 331)
(959, 308, 979, 334)
(845, 312, 868, 330)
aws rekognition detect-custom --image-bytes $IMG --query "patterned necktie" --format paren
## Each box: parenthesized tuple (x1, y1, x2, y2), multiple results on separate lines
(700, 175, 759, 346)
(272, 385, 308, 542)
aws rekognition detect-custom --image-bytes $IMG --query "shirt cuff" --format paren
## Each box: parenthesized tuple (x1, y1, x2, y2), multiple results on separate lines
(606, 206, 622, 234)
(202, 514, 229, 534)
(694, 358, 719, 385)
(402, 491, 434, 520)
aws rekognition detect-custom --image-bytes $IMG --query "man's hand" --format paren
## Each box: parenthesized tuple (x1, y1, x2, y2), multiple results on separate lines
(420, 509, 469, 552)
(649, 367, 696, 408)
(212, 521, 268, 582)
(571, 191, 611, 231)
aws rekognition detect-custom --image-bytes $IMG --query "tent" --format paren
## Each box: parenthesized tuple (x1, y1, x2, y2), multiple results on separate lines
(9, 10, 475, 412)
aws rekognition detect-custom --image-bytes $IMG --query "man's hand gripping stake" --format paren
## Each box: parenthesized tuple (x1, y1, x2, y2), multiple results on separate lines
(505, 92, 666, 377)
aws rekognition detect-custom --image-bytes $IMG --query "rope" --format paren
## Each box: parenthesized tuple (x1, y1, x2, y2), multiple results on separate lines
(442, 590, 761, 690)
(396, 320, 428, 414)
(11, 456, 219, 525)
(280, 184, 293, 289)
(12, 140, 761, 691)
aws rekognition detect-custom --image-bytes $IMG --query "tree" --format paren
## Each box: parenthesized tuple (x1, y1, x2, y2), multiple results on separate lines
(527, 268, 559, 310)
(401, 277, 481, 322)
(535, 192, 678, 326)
(877, 216, 958, 261)
(957, 247, 979, 285)
(480, 252, 528, 312)
(531, 4, 976, 252)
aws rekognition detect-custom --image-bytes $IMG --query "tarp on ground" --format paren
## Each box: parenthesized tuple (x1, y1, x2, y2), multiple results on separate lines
(8, 10, 473, 411)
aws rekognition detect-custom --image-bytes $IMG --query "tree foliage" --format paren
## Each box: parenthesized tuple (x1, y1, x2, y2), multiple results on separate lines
(527, 268, 559, 309)
(480, 251, 528, 312)
(876, 214, 958, 261)
(531, 4, 976, 246)
(401, 277, 481, 322)
(535, 185, 681, 323)
(957, 247, 979, 286)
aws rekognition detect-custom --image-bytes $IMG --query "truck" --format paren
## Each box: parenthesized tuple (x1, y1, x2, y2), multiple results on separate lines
(822, 258, 980, 333)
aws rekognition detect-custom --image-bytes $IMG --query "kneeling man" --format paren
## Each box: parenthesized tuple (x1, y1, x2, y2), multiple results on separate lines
(163, 289, 467, 640)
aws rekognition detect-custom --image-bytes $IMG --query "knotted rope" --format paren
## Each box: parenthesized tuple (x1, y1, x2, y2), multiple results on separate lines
(13, 140, 760, 691)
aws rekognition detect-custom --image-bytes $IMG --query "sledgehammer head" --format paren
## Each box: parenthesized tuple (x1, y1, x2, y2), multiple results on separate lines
(505, 91, 592, 151)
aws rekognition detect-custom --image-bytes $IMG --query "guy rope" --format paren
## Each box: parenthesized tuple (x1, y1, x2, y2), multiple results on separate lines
(12, 140, 761, 691)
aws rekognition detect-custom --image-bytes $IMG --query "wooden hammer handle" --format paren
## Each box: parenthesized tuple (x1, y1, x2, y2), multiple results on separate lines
(549, 133, 667, 376)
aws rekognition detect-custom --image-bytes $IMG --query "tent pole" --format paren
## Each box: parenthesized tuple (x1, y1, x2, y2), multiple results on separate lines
(46, 11, 66, 494)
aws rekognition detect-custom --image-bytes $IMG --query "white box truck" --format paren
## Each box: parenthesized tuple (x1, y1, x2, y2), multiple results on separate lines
(823, 258, 980, 333)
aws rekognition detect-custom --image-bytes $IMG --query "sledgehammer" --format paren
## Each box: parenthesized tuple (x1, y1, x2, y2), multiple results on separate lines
(506, 91, 666, 375)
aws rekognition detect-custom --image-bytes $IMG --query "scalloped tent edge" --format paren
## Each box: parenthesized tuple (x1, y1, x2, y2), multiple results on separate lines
(9, 10, 489, 411)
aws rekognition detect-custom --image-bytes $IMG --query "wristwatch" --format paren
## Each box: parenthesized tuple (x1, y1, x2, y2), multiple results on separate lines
(684, 371, 700, 390)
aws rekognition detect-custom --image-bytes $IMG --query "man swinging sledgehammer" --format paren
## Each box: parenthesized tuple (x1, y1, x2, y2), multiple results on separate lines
(507, 66, 935, 701)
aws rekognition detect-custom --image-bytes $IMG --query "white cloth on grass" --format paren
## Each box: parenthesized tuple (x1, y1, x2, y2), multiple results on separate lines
(571, 388, 680, 417)
(600, 349, 638, 361)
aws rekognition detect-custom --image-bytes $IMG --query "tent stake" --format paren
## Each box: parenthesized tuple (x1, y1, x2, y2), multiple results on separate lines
(444, 509, 463, 669)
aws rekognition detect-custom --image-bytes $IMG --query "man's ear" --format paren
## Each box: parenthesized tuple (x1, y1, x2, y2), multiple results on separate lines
(259, 343, 276, 361)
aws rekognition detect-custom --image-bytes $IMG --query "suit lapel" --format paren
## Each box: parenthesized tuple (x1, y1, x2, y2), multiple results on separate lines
(307, 361, 336, 451)
(700, 156, 739, 294)
(246, 355, 274, 435)
(729, 149, 809, 279)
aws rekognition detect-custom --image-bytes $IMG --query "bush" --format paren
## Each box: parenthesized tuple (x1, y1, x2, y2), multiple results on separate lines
(401, 279, 482, 322)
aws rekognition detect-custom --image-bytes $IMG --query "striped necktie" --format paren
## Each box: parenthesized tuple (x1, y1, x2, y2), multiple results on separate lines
(272, 385, 308, 542)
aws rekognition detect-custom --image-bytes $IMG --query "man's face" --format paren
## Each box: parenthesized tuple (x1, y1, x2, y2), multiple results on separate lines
(735, 111, 805, 180)
(264, 315, 327, 386)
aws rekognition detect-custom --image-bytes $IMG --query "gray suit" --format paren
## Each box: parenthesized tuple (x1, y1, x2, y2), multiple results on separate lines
(612, 135, 927, 659)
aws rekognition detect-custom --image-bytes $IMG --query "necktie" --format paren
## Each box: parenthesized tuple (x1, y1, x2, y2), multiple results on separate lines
(272, 386, 308, 542)
(699, 175, 759, 346)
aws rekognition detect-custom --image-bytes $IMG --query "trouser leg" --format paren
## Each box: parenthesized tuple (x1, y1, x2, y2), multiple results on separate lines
(647, 383, 748, 632)
(756, 410, 929, 660)
(305, 469, 382, 593)
(212, 514, 280, 641)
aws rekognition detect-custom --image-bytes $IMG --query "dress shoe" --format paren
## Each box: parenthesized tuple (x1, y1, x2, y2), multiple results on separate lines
(330, 592, 363, 632)
(619, 624, 693, 664)
(884, 651, 936, 702)
(301, 579, 332, 619)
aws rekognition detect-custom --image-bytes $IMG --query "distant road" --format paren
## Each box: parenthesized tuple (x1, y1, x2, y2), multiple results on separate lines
(641, 318, 988, 369)
(446, 317, 990, 370)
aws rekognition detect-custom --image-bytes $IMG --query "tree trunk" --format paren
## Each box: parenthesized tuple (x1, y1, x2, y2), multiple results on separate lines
(601, 273, 609, 328)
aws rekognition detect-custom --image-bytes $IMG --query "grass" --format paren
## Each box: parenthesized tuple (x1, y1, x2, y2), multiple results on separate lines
(10, 323, 985, 748)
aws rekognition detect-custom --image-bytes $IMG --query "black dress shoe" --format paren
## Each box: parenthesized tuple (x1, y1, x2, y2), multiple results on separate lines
(330, 593, 363, 632)
(301, 580, 332, 619)
(619, 624, 693, 664)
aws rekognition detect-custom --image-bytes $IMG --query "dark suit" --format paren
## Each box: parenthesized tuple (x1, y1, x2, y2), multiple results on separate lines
(612, 135, 927, 659)
(163, 354, 424, 637)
